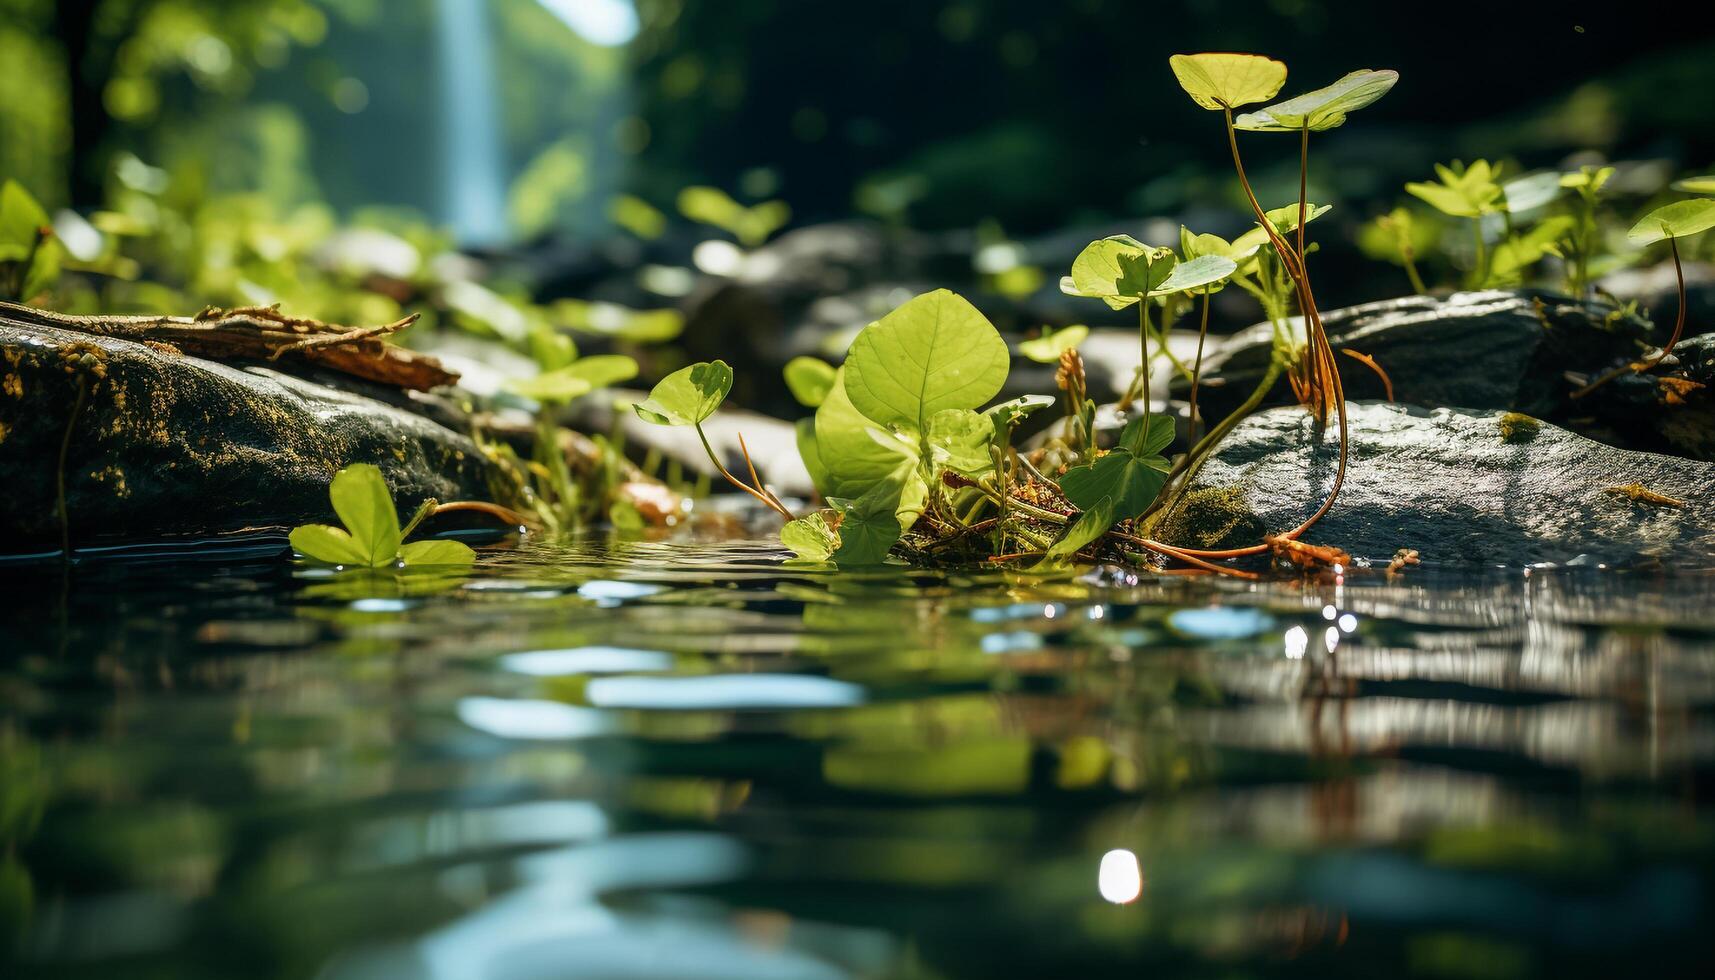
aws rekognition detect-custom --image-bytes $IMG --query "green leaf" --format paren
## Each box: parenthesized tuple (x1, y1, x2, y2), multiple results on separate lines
(632, 360, 733, 425)
(528, 325, 578, 370)
(1046, 496, 1117, 562)
(1061, 236, 1175, 309)
(1231, 68, 1398, 132)
(1500, 172, 1565, 213)
(508, 372, 592, 404)
(1180, 227, 1261, 263)
(1115, 414, 1176, 457)
(1406, 161, 1503, 218)
(0, 180, 49, 249)
(1057, 416, 1174, 520)
(783, 356, 837, 407)
(811, 368, 916, 500)
(842, 289, 1010, 432)
(1490, 216, 1575, 281)
(780, 511, 838, 562)
(288, 524, 371, 566)
(984, 394, 1056, 434)
(329, 463, 403, 566)
(398, 539, 477, 567)
(1169, 53, 1288, 110)
(1016, 325, 1089, 363)
(795, 417, 831, 492)
(831, 479, 914, 566)
(1232, 203, 1333, 255)
(1671, 176, 1715, 194)
(677, 186, 790, 246)
(927, 408, 994, 477)
(1627, 199, 1715, 245)
(1156, 254, 1238, 295)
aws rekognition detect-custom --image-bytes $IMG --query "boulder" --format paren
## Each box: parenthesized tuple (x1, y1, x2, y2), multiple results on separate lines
(1168, 402, 1715, 567)
(0, 322, 503, 552)
(1183, 290, 1714, 459)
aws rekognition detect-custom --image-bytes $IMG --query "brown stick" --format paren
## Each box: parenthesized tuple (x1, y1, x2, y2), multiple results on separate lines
(0, 301, 457, 390)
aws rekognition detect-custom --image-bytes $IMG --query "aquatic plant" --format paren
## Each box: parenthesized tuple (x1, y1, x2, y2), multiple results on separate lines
(0, 181, 61, 304)
(677, 186, 791, 248)
(633, 360, 796, 521)
(1574, 197, 1715, 397)
(289, 464, 475, 568)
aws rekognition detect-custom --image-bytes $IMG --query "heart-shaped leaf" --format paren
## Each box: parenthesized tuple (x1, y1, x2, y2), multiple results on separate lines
(1057, 416, 1174, 520)
(1016, 325, 1089, 363)
(1232, 69, 1398, 132)
(830, 475, 924, 565)
(843, 289, 1010, 431)
(633, 360, 733, 426)
(1627, 199, 1715, 245)
(1170, 53, 1288, 111)
(784, 356, 837, 407)
(328, 463, 402, 566)
(811, 368, 917, 500)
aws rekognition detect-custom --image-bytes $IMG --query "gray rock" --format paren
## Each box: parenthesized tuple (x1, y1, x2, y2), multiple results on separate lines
(1171, 402, 1715, 567)
(1184, 290, 1713, 459)
(0, 322, 503, 551)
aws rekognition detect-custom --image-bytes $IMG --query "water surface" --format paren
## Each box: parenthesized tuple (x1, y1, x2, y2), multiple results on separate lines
(4, 536, 1714, 978)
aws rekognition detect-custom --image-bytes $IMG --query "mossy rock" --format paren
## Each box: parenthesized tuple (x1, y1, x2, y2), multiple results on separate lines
(0, 322, 504, 552)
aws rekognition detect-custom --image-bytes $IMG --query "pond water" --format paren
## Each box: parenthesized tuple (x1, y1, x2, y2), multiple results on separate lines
(4, 532, 1714, 978)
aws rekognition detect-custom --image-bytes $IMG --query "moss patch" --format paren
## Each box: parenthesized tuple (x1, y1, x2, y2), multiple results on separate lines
(1498, 412, 1540, 444)
(1154, 485, 1266, 551)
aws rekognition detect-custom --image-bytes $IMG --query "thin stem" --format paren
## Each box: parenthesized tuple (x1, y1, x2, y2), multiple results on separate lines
(1571, 237, 1688, 399)
(1402, 250, 1428, 296)
(1139, 290, 1152, 421)
(1297, 124, 1309, 273)
(433, 500, 536, 528)
(694, 422, 794, 520)
(1471, 218, 1488, 288)
(1188, 289, 1212, 444)
(738, 432, 794, 515)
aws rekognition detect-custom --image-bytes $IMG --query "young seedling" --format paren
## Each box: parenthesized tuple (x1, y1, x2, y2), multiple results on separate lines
(1560, 166, 1614, 297)
(634, 359, 796, 520)
(290, 464, 476, 568)
(1406, 160, 1506, 285)
(1573, 198, 1715, 398)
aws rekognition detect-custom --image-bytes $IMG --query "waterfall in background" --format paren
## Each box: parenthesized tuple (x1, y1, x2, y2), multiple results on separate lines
(436, 0, 508, 245)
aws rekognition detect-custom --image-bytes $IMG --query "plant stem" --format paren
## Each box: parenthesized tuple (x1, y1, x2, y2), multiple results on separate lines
(1471, 218, 1488, 288)
(1188, 289, 1212, 443)
(1571, 236, 1688, 400)
(1139, 289, 1152, 422)
(1402, 251, 1428, 295)
(694, 422, 795, 520)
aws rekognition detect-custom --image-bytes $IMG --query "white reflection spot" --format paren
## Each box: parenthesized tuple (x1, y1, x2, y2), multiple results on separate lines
(457, 697, 612, 740)
(1337, 613, 1358, 634)
(1324, 625, 1340, 652)
(584, 674, 864, 710)
(692, 239, 745, 277)
(1043, 604, 1058, 620)
(1283, 625, 1308, 660)
(1088, 605, 1105, 621)
(1098, 849, 1143, 904)
(502, 646, 674, 676)
(1321, 604, 1337, 620)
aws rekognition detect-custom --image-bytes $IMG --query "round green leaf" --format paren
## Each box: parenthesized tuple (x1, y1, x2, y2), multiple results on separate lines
(1627, 199, 1715, 245)
(1231, 69, 1397, 132)
(783, 356, 837, 407)
(632, 360, 733, 426)
(812, 368, 916, 500)
(1061, 236, 1174, 309)
(1169, 53, 1288, 111)
(1016, 325, 1089, 363)
(843, 289, 1009, 431)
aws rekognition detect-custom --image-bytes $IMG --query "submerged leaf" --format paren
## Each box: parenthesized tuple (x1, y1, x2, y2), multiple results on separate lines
(1627, 199, 1715, 245)
(784, 356, 837, 407)
(1016, 325, 1089, 363)
(1232, 69, 1398, 132)
(843, 289, 1010, 431)
(633, 360, 733, 426)
(1169, 53, 1288, 111)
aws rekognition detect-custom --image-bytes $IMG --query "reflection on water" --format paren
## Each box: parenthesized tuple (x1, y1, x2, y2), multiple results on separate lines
(3, 537, 1714, 978)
